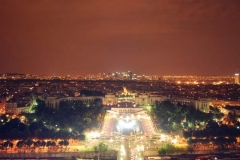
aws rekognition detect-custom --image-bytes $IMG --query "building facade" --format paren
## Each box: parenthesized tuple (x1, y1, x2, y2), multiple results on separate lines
(135, 94, 167, 106)
(5, 101, 17, 114)
(170, 97, 212, 113)
(45, 94, 118, 108)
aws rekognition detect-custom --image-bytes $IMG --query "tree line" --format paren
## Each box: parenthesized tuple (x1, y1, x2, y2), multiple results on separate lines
(151, 100, 224, 132)
(0, 98, 105, 141)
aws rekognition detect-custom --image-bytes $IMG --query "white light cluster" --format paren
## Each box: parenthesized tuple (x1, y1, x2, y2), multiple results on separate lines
(88, 131, 100, 138)
(118, 119, 136, 129)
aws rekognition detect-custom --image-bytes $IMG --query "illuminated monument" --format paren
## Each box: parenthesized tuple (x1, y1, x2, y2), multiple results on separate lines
(102, 103, 156, 136)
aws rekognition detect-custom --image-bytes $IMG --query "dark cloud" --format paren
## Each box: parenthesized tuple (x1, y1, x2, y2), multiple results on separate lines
(0, 0, 239, 75)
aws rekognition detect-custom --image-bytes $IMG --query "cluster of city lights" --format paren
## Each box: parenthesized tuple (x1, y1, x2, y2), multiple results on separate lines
(88, 131, 100, 138)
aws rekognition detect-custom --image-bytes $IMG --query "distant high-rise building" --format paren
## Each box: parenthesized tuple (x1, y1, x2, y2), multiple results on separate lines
(235, 73, 239, 84)
(133, 74, 137, 80)
(128, 71, 132, 80)
(121, 72, 128, 79)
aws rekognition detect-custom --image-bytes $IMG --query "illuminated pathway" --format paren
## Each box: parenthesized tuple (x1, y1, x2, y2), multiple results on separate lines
(101, 113, 115, 136)
(141, 116, 156, 136)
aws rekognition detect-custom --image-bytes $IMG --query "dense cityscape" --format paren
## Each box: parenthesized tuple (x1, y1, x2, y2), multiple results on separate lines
(0, 72, 239, 159)
(0, 72, 235, 84)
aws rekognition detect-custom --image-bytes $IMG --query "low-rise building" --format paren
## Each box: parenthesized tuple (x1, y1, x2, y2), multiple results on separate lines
(102, 94, 118, 105)
(45, 94, 116, 108)
(170, 97, 212, 113)
(135, 94, 167, 106)
(5, 100, 17, 114)
(194, 98, 212, 113)
(6, 98, 33, 115)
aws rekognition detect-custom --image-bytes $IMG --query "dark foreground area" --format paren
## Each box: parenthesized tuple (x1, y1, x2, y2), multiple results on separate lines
(0, 150, 118, 160)
(145, 153, 240, 160)
(0, 158, 64, 160)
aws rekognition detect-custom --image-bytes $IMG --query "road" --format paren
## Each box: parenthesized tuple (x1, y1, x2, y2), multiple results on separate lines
(81, 134, 181, 160)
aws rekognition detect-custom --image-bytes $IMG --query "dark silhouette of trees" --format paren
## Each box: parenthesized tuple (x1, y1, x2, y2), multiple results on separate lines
(58, 141, 64, 148)
(16, 141, 24, 151)
(46, 141, 52, 149)
(205, 120, 219, 130)
(63, 140, 69, 148)
(41, 141, 46, 148)
(26, 139, 33, 148)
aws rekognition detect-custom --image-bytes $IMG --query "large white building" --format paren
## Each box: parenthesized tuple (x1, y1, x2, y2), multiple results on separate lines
(135, 94, 167, 106)
(194, 98, 212, 113)
(45, 94, 118, 108)
(170, 97, 212, 113)
(45, 94, 167, 109)
(45, 93, 212, 113)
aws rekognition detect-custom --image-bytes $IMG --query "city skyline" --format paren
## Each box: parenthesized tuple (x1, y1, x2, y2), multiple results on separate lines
(1, 0, 240, 76)
(0, 70, 239, 77)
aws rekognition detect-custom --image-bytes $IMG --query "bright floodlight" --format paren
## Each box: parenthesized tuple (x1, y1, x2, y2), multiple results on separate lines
(126, 121, 135, 129)
(126, 116, 130, 122)
(119, 120, 125, 126)
(118, 120, 136, 129)
(88, 131, 100, 138)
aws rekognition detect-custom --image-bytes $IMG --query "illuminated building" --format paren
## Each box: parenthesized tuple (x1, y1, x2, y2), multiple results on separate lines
(195, 98, 212, 113)
(128, 71, 132, 80)
(5, 99, 33, 115)
(45, 94, 118, 108)
(235, 73, 239, 84)
(133, 74, 137, 80)
(0, 98, 6, 114)
(122, 72, 128, 79)
(135, 94, 167, 106)
(170, 97, 212, 113)
(5, 100, 17, 114)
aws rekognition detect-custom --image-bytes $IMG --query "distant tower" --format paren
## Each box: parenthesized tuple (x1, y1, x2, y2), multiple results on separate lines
(128, 71, 132, 80)
(235, 73, 239, 84)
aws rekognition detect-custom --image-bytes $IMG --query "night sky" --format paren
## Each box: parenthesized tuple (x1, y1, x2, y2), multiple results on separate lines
(0, 0, 240, 76)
